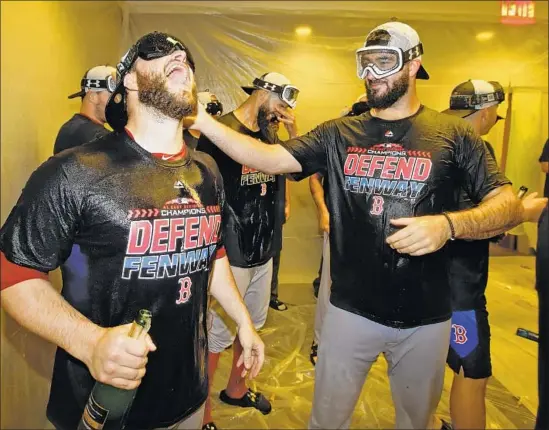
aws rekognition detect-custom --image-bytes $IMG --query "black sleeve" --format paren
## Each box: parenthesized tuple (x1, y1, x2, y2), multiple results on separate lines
(196, 134, 226, 165)
(456, 126, 511, 204)
(279, 121, 330, 180)
(0, 157, 81, 272)
(540, 139, 549, 162)
(537, 206, 549, 291)
(484, 140, 497, 164)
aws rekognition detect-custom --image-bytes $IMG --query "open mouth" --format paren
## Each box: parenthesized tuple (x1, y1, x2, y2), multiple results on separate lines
(166, 62, 188, 79)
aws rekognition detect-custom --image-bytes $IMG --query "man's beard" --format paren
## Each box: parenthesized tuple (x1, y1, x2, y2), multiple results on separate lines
(257, 104, 277, 134)
(365, 70, 409, 110)
(136, 70, 197, 120)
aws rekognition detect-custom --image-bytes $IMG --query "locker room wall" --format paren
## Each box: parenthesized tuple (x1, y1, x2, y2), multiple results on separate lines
(0, 2, 122, 428)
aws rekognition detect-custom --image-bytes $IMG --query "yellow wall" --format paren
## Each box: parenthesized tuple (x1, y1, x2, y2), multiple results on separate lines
(0, 1, 122, 428)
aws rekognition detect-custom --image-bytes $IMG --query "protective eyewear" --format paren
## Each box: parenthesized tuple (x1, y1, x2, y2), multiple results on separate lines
(117, 32, 196, 77)
(355, 44, 423, 80)
(449, 88, 505, 110)
(81, 75, 117, 93)
(252, 78, 299, 108)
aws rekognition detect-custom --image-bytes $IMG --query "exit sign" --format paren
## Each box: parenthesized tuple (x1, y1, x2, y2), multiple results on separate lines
(501, 0, 536, 24)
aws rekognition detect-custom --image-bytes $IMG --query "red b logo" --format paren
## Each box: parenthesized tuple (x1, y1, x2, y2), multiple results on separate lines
(452, 324, 468, 344)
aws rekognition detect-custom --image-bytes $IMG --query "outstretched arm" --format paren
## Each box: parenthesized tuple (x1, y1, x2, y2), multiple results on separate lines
(193, 106, 301, 175)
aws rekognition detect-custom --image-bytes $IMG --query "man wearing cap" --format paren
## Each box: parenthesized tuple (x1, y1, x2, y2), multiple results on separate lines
(196, 72, 298, 429)
(0, 31, 265, 430)
(183, 90, 224, 150)
(54, 65, 116, 154)
(436, 80, 547, 430)
(189, 20, 539, 428)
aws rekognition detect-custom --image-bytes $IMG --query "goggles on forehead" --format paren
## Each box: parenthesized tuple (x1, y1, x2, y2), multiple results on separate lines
(355, 43, 423, 80)
(81, 75, 117, 93)
(449, 88, 505, 110)
(117, 32, 196, 77)
(252, 78, 299, 108)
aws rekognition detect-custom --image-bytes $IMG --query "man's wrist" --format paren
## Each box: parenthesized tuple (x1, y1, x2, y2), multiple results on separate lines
(441, 213, 455, 241)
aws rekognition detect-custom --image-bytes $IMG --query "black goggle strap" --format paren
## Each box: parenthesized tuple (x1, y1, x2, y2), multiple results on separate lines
(451, 89, 505, 109)
(253, 78, 284, 94)
(252, 78, 299, 104)
(402, 43, 423, 64)
(81, 75, 116, 93)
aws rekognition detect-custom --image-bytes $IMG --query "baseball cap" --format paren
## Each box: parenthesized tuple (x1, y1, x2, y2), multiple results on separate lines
(105, 31, 195, 131)
(68, 65, 117, 99)
(442, 79, 505, 119)
(357, 21, 429, 80)
(241, 72, 299, 108)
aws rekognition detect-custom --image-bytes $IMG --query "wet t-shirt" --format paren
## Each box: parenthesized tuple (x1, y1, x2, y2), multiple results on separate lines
(0, 131, 225, 429)
(197, 112, 285, 268)
(448, 140, 498, 311)
(540, 138, 549, 198)
(280, 106, 510, 328)
(53, 113, 110, 154)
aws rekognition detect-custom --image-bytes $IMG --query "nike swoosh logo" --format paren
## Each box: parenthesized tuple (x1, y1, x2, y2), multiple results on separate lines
(162, 155, 174, 161)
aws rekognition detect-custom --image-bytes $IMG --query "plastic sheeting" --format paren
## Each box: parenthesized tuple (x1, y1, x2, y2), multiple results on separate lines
(208, 271, 539, 428)
(127, 9, 548, 253)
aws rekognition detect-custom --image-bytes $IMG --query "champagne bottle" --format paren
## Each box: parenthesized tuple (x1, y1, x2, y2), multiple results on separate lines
(77, 309, 152, 430)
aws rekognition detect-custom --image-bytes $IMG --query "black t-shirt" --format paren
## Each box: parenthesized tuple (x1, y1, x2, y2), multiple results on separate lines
(539, 138, 549, 198)
(53, 113, 110, 154)
(537, 206, 549, 293)
(448, 140, 498, 311)
(279, 106, 510, 328)
(197, 112, 285, 268)
(0, 132, 225, 429)
(183, 129, 200, 150)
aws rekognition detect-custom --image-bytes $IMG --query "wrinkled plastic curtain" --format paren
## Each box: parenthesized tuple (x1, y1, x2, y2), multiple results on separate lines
(127, 9, 548, 260)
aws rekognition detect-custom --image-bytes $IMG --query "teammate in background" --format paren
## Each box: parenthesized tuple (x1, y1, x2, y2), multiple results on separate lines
(184, 90, 223, 150)
(536, 204, 549, 430)
(0, 32, 264, 430)
(189, 21, 537, 428)
(309, 94, 370, 365)
(196, 72, 298, 430)
(435, 79, 547, 429)
(54, 65, 116, 154)
(268, 118, 297, 312)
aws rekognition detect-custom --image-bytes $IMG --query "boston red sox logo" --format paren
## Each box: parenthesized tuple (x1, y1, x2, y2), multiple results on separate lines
(452, 323, 468, 344)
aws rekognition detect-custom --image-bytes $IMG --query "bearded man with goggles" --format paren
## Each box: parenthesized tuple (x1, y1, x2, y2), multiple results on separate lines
(189, 20, 529, 429)
(0, 31, 265, 430)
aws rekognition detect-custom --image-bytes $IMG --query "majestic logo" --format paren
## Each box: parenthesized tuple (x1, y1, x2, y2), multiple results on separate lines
(384, 130, 394, 138)
(452, 324, 468, 345)
(174, 180, 185, 188)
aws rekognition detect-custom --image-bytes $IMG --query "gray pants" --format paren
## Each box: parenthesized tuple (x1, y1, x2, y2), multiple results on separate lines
(314, 232, 331, 344)
(310, 303, 451, 429)
(208, 259, 273, 353)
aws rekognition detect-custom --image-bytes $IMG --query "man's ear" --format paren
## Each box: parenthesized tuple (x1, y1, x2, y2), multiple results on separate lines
(408, 59, 421, 78)
(124, 71, 138, 91)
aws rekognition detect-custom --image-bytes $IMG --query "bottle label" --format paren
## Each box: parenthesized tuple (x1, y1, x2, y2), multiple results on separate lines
(80, 393, 109, 430)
